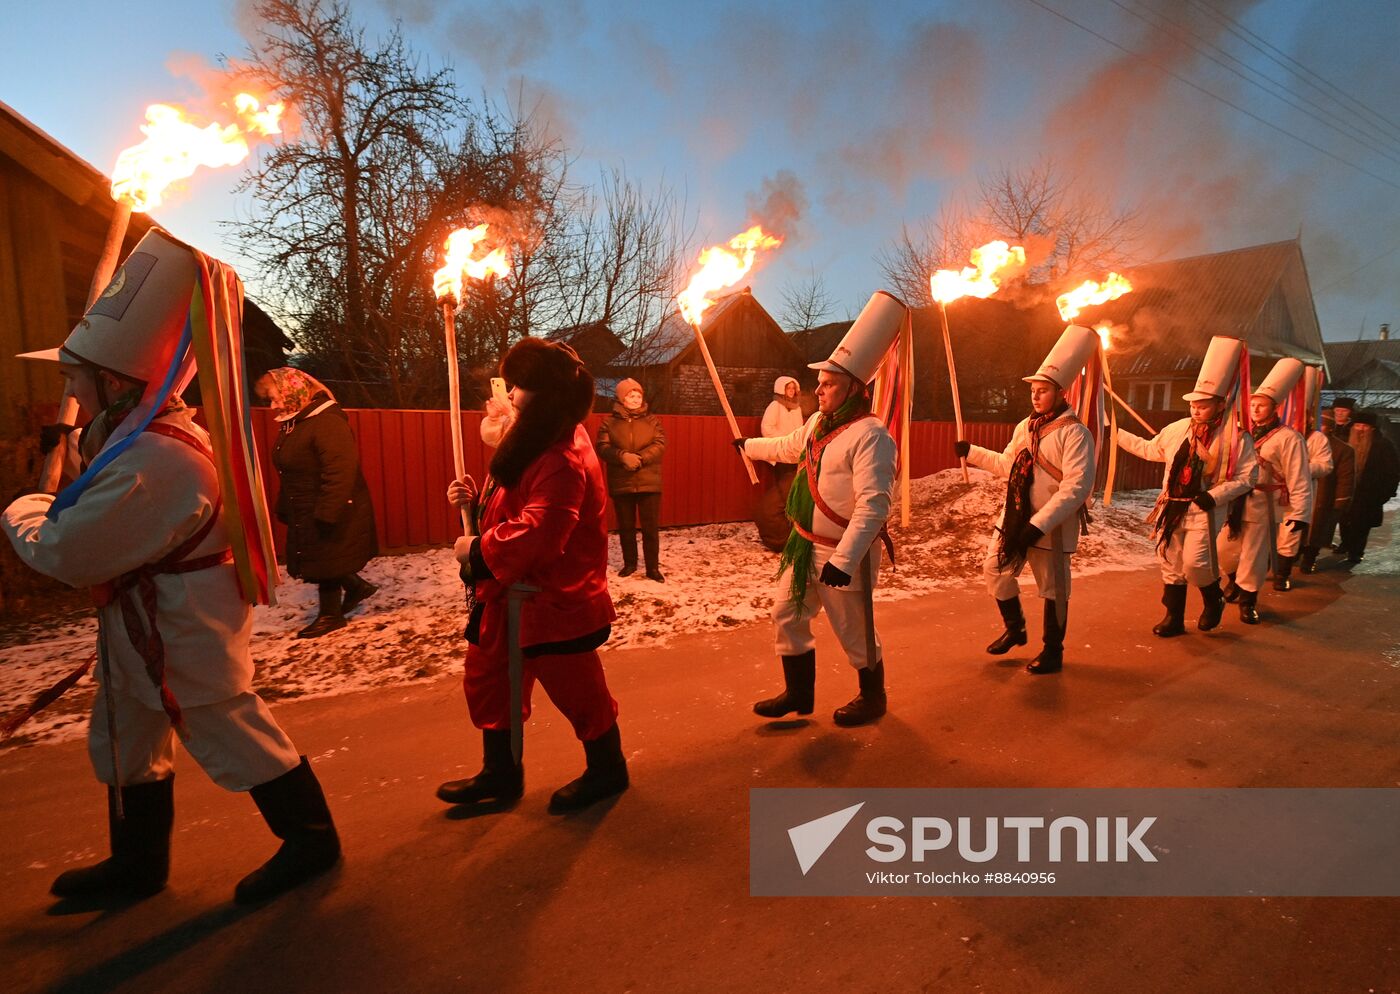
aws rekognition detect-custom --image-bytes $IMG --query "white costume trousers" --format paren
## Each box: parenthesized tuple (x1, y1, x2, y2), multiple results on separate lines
(773, 549, 882, 671)
(88, 684, 300, 791)
(981, 535, 1069, 600)
(1157, 526, 1217, 587)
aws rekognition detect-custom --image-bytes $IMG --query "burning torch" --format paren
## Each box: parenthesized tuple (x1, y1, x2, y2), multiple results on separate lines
(929, 240, 1026, 483)
(433, 223, 511, 533)
(677, 225, 782, 487)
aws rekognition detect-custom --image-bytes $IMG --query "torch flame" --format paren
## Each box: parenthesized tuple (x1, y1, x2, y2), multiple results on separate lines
(677, 225, 783, 327)
(1094, 321, 1113, 352)
(929, 240, 1026, 305)
(109, 93, 287, 212)
(1056, 273, 1132, 321)
(433, 224, 511, 302)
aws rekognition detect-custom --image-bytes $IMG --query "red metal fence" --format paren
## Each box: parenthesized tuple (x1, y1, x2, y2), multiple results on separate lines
(250, 409, 1164, 553)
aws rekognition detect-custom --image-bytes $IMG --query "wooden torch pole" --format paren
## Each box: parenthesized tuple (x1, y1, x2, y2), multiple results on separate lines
(688, 321, 760, 485)
(937, 302, 969, 483)
(38, 199, 133, 493)
(1106, 385, 1158, 436)
(442, 298, 470, 534)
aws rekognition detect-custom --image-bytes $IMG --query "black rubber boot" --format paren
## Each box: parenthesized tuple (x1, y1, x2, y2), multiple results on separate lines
(340, 573, 379, 614)
(753, 650, 816, 718)
(235, 757, 342, 904)
(833, 661, 887, 726)
(1027, 600, 1064, 674)
(1197, 580, 1226, 631)
(1238, 588, 1261, 625)
(1300, 548, 1318, 574)
(986, 597, 1028, 655)
(1222, 572, 1241, 603)
(298, 584, 346, 638)
(436, 729, 524, 805)
(1273, 555, 1295, 591)
(549, 723, 629, 813)
(1153, 584, 1188, 638)
(51, 777, 173, 902)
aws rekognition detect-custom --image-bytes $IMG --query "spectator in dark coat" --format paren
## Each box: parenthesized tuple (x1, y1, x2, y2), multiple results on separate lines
(1302, 408, 1355, 572)
(1339, 411, 1400, 564)
(256, 368, 379, 637)
(595, 378, 667, 582)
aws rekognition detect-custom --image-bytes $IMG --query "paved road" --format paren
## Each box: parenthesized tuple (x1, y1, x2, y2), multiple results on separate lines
(3, 520, 1398, 993)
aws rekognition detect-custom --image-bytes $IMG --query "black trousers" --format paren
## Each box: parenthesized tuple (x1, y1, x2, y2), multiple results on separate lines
(1339, 516, 1372, 561)
(613, 492, 662, 570)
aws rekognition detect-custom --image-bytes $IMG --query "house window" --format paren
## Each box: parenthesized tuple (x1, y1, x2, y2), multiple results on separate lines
(1131, 381, 1173, 411)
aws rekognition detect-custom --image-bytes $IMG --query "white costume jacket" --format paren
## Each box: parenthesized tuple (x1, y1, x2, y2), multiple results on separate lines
(3, 409, 253, 711)
(1306, 430, 1334, 480)
(967, 409, 1094, 554)
(744, 413, 896, 576)
(1116, 419, 1258, 531)
(1247, 423, 1312, 526)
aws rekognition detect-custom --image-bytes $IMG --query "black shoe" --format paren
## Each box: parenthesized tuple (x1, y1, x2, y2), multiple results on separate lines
(1300, 551, 1318, 575)
(1272, 554, 1295, 591)
(235, 757, 342, 904)
(1153, 584, 1189, 637)
(549, 724, 629, 813)
(1197, 580, 1226, 631)
(436, 729, 524, 805)
(1222, 573, 1240, 603)
(645, 569, 666, 583)
(297, 614, 346, 638)
(986, 597, 1027, 654)
(51, 777, 173, 902)
(1027, 600, 1064, 675)
(833, 661, 886, 726)
(754, 651, 816, 717)
(618, 564, 637, 577)
(1238, 590, 1261, 625)
(340, 574, 378, 614)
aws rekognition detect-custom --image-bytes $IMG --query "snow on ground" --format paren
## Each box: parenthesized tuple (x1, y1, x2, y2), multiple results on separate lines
(1, 472, 1157, 748)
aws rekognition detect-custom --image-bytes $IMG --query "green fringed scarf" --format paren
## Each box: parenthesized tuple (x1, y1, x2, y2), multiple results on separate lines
(777, 394, 867, 612)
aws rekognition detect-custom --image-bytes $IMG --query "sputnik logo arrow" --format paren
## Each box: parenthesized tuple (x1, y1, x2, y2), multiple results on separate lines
(788, 802, 865, 875)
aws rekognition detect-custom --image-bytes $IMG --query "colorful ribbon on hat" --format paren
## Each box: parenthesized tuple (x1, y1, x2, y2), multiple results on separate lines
(868, 309, 914, 526)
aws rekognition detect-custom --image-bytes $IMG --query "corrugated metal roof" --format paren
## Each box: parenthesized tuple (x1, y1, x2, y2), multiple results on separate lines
(1082, 240, 1325, 377)
(1324, 338, 1400, 382)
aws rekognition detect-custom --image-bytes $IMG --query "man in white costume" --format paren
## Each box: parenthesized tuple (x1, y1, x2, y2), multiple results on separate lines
(1116, 336, 1257, 638)
(735, 292, 900, 727)
(2, 230, 340, 907)
(1219, 358, 1313, 616)
(956, 325, 1097, 675)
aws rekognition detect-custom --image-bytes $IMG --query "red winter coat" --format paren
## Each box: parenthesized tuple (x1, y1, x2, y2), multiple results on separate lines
(475, 424, 616, 650)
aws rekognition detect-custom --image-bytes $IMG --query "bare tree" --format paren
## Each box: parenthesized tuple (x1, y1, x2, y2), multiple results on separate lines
(878, 159, 1142, 305)
(778, 268, 836, 332)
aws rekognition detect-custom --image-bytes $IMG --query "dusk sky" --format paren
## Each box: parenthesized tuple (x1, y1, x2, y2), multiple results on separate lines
(4, 0, 1397, 341)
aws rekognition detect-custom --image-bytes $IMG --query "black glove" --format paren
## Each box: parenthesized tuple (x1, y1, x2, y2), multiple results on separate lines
(819, 562, 852, 588)
(731, 437, 749, 453)
(1018, 523, 1044, 551)
(1192, 492, 1216, 512)
(1286, 520, 1308, 535)
(953, 439, 971, 459)
(39, 423, 76, 455)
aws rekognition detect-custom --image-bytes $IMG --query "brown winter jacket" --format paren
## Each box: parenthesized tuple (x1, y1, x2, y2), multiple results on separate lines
(595, 403, 666, 494)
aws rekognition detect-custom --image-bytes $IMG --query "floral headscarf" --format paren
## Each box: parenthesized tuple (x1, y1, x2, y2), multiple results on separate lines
(258, 367, 335, 422)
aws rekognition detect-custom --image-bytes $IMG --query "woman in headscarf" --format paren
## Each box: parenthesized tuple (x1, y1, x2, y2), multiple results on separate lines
(754, 375, 806, 552)
(439, 339, 627, 814)
(256, 368, 378, 638)
(595, 378, 667, 581)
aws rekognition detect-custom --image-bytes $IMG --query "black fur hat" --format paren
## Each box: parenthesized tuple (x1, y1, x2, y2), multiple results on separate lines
(490, 338, 595, 486)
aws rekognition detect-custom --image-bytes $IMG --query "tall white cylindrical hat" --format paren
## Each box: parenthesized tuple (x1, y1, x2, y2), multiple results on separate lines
(17, 229, 197, 383)
(1182, 336, 1245, 401)
(809, 290, 908, 383)
(1303, 364, 1324, 412)
(1024, 324, 1099, 389)
(1252, 357, 1304, 403)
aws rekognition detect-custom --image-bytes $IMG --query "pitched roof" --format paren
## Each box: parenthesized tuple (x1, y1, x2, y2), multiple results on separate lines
(1080, 240, 1326, 376)
(629, 288, 755, 366)
(1324, 338, 1400, 384)
(789, 320, 853, 365)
